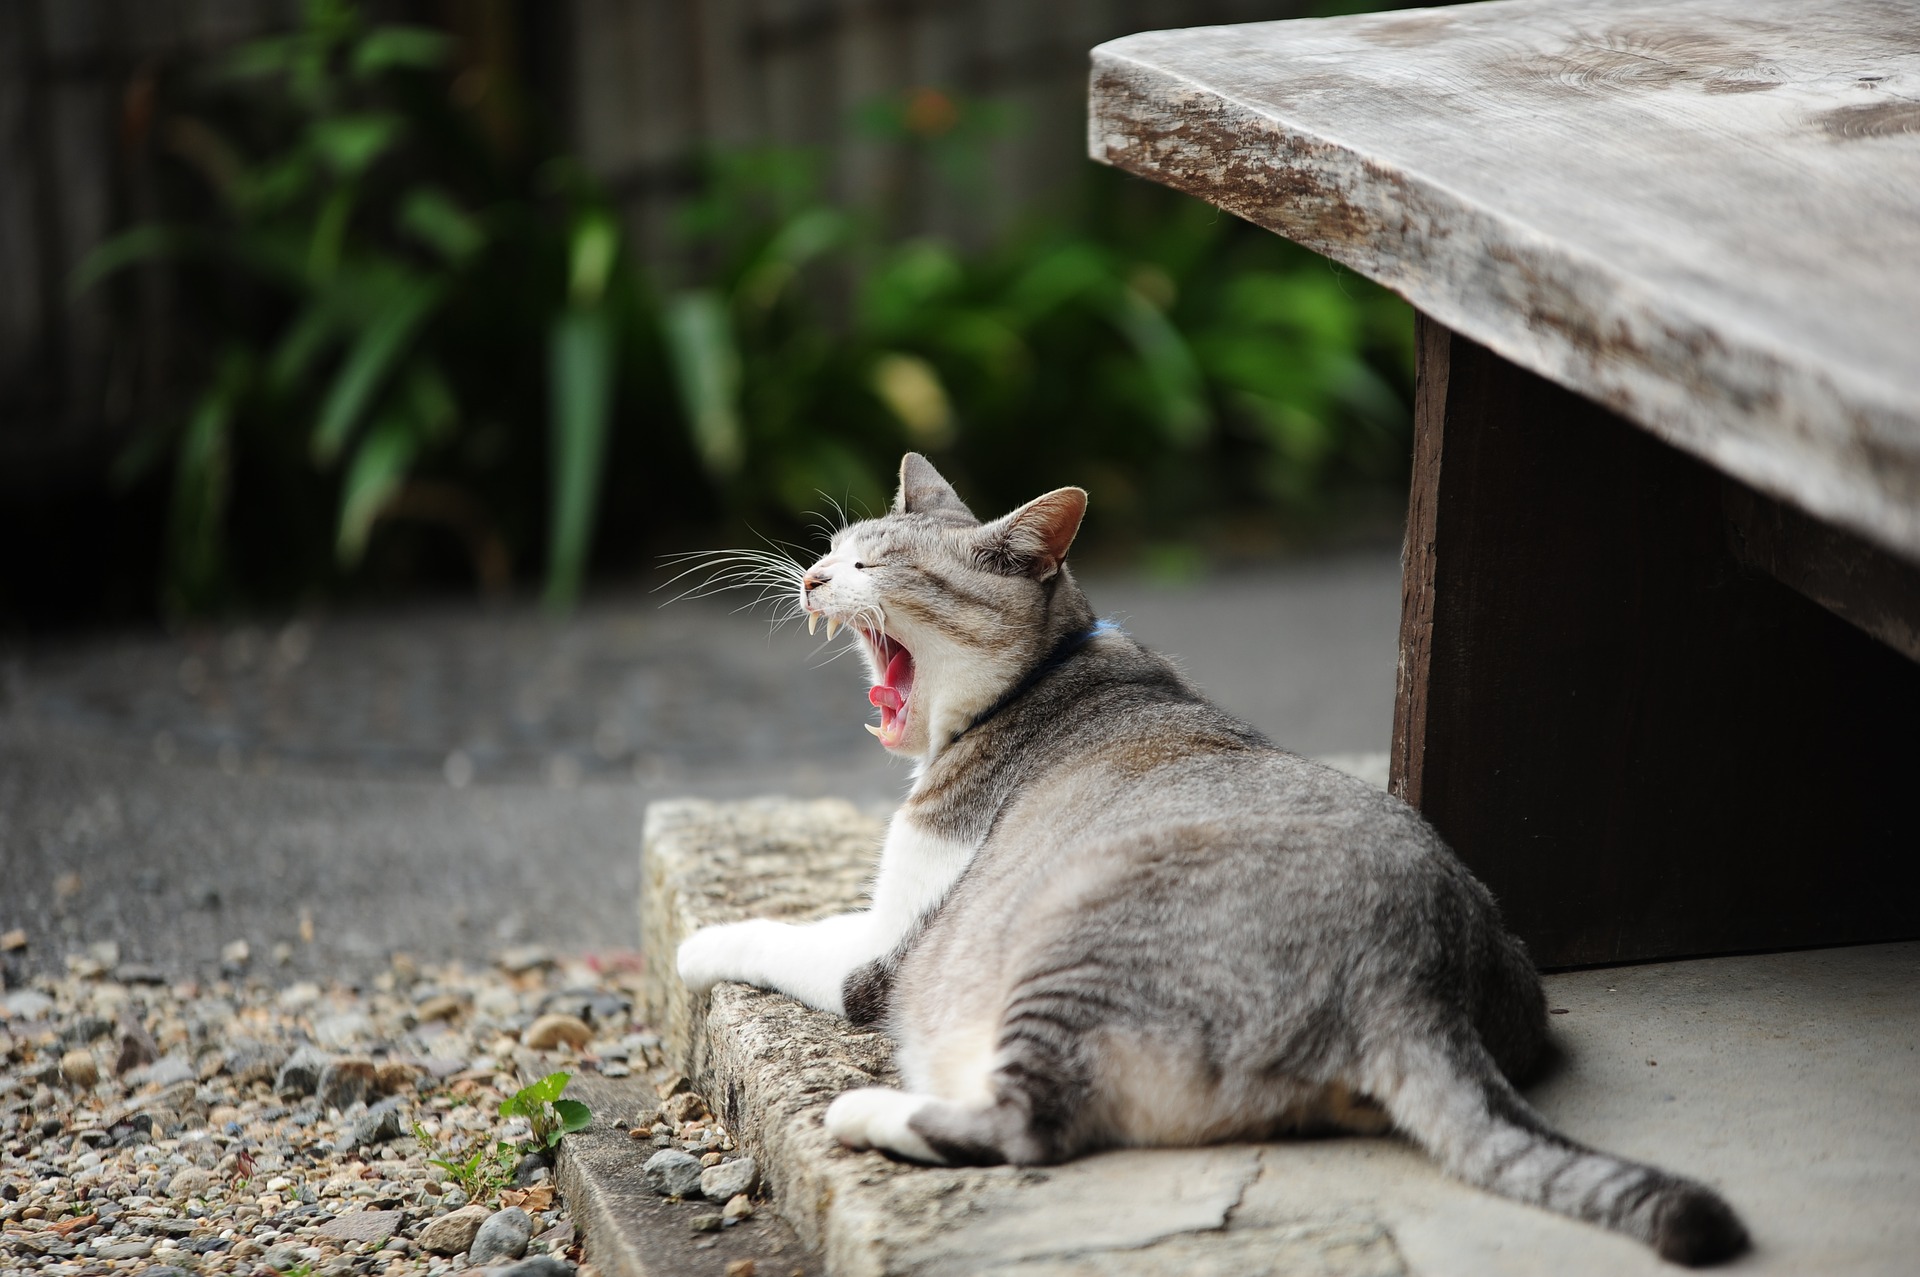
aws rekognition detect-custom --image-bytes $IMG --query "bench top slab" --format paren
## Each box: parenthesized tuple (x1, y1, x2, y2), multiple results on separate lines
(1090, 0, 1920, 561)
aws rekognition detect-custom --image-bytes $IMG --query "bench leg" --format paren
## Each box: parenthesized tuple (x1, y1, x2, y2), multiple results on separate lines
(1391, 315, 1920, 967)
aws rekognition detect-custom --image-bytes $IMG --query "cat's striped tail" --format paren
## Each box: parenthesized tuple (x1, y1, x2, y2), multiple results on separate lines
(1376, 1033, 1749, 1266)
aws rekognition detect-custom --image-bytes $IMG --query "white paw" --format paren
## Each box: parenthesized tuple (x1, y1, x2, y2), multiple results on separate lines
(676, 920, 769, 995)
(824, 1087, 946, 1164)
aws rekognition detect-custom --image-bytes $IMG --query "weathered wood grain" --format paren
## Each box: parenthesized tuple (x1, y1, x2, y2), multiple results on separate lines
(1391, 322, 1920, 968)
(1090, 0, 1920, 564)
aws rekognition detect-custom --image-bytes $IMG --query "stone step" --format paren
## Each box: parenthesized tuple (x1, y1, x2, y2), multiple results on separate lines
(638, 797, 1920, 1277)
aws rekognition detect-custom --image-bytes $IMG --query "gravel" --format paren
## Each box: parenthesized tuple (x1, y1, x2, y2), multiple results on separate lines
(0, 942, 747, 1275)
(701, 1155, 758, 1202)
(643, 1149, 705, 1198)
(471, 1204, 534, 1263)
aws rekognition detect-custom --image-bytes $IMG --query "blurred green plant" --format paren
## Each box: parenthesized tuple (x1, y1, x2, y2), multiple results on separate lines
(77, 7, 1412, 617)
(76, 0, 636, 612)
(657, 88, 1412, 543)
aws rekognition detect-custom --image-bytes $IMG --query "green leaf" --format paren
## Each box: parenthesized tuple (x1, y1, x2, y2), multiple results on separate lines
(738, 207, 848, 309)
(267, 303, 338, 391)
(220, 34, 300, 79)
(525, 1071, 575, 1109)
(1003, 242, 1111, 324)
(568, 210, 620, 307)
(166, 352, 250, 611)
(1110, 286, 1210, 447)
(662, 290, 744, 479)
(311, 113, 403, 178)
(399, 187, 485, 263)
(311, 277, 444, 464)
(352, 26, 452, 77)
(404, 364, 458, 441)
(308, 186, 355, 282)
(545, 307, 614, 609)
(68, 225, 192, 297)
(335, 411, 420, 565)
(552, 1099, 592, 1136)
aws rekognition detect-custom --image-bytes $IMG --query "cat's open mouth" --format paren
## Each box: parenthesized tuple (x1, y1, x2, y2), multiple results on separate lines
(859, 628, 915, 749)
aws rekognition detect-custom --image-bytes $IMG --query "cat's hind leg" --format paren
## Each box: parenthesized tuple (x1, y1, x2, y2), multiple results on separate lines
(823, 1089, 947, 1163)
(824, 1084, 1071, 1167)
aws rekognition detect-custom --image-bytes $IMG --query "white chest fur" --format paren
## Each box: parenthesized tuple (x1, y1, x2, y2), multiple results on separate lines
(868, 811, 975, 933)
(674, 809, 975, 1016)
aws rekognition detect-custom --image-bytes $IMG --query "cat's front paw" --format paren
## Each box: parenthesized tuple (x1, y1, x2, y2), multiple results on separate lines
(824, 1087, 946, 1164)
(676, 920, 770, 995)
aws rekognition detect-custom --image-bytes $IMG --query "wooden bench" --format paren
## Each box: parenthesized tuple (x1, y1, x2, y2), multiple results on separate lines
(1090, 0, 1920, 967)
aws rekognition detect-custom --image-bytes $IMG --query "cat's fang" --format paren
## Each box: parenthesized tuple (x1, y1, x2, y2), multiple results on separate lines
(808, 613, 819, 635)
(827, 618, 842, 639)
(864, 723, 885, 738)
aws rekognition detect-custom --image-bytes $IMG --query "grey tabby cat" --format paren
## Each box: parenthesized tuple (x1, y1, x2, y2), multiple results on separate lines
(677, 454, 1748, 1266)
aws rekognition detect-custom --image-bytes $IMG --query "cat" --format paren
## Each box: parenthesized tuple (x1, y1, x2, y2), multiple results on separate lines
(676, 453, 1749, 1266)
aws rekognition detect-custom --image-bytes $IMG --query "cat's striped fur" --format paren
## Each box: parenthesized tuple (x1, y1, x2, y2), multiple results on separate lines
(677, 454, 1748, 1266)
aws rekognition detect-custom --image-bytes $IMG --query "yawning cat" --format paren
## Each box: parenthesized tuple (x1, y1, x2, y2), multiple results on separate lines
(677, 454, 1748, 1266)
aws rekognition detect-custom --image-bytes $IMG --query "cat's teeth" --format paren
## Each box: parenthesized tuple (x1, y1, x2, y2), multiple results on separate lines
(827, 618, 841, 639)
(808, 613, 819, 636)
(864, 723, 885, 738)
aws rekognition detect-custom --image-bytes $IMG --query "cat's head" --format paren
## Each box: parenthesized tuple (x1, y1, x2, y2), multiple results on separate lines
(802, 454, 1091, 758)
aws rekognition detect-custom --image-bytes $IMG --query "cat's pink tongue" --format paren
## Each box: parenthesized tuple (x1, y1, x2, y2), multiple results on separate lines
(866, 648, 914, 745)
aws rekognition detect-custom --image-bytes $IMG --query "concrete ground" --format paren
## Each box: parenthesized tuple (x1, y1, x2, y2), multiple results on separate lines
(0, 550, 1402, 982)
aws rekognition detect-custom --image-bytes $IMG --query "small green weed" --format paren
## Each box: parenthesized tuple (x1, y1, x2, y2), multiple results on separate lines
(500, 1070, 593, 1149)
(414, 1121, 519, 1202)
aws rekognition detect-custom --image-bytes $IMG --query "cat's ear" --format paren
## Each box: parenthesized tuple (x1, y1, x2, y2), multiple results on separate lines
(974, 487, 1088, 580)
(894, 453, 976, 522)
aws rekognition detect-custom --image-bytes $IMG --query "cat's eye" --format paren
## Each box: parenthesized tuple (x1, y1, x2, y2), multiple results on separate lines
(854, 561, 868, 569)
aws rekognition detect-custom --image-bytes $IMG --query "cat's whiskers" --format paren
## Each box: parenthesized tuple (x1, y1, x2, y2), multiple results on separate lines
(655, 545, 810, 633)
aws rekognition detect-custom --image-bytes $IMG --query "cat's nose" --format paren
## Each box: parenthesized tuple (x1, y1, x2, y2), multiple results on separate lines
(803, 569, 830, 593)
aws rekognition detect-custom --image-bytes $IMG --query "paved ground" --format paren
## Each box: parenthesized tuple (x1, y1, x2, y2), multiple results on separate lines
(0, 549, 1403, 984)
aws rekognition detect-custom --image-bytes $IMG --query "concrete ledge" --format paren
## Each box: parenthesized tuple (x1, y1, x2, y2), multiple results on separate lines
(640, 799, 1403, 1277)
(641, 797, 1920, 1277)
(557, 1073, 817, 1277)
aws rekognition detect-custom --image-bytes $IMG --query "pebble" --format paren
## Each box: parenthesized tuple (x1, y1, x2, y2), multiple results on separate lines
(522, 1013, 593, 1051)
(58, 1048, 99, 1088)
(0, 948, 669, 1277)
(317, 1208, 406, 1243)
(95, 1239, 155, 1260)
(275, 1044, 334, 1097)
(316, 1056, 379, 1110)
(417, 992, 465, 1021)
(471, 1205, 534, 1263)
(496, 944, 554, 974)
(663, 1090, 710, 1124)
(165, 1166, 219, 1199)
(3, 988, 54, 1018)
(311, 1010, 378, 1048)
(126, 1053, 196, 1089)
(726, 1262, 757, 1277)
(701, 1155, 759, 1202)
(347, 1095, 409, 1147)
(222, 1037, 290, 1085)
(419, 1203, 492, 1255)
(263, 1241, 307, 1270)
(496, 1257, 575, 1277)
(723, 1193, 754, 1223)
(689, 1213, 724, 1233)
(643, 1149, 705, 1198)
(277, 980, 323, 1010)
